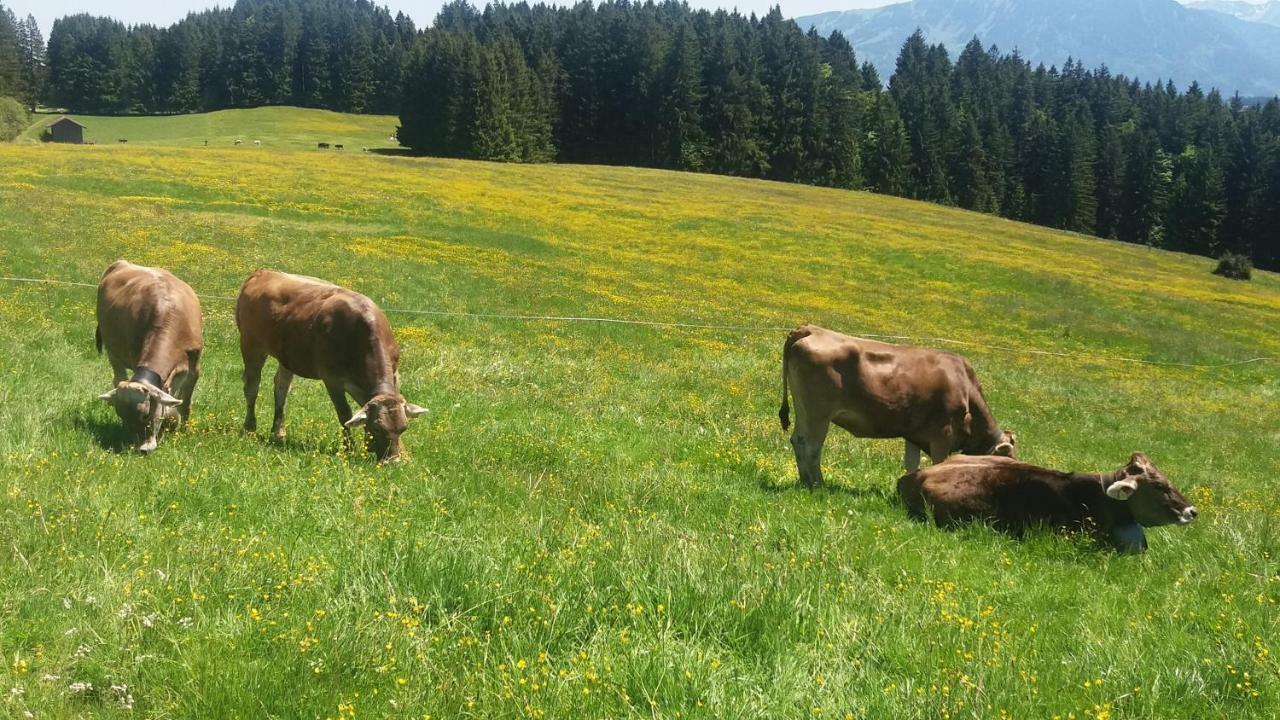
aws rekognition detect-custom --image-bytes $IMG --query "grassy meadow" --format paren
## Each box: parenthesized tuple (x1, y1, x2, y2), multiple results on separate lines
(1, 109, 1279, 719)
(18, 106, 399, 151)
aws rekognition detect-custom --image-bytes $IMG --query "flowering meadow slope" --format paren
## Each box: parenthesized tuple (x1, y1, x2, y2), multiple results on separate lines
(0, 140, 1278, 718)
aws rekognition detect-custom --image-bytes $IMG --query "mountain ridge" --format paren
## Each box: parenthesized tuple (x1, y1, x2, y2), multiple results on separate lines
(798, 0, 1280, 96)
(1186, 0, 1280, 26)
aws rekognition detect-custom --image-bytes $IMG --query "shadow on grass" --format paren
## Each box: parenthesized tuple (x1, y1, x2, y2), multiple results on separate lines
(367, 147, 415, 157)
(68, 408, 133, 453)
(240, 425, 383, 464)
(754, 471, 896, 502)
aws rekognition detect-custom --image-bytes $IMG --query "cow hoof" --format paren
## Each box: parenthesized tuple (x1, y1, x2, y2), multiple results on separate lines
(270, 432, 286, 444)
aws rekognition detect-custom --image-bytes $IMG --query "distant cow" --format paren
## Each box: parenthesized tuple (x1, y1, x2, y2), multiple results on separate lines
(234, 139, 242, 146)
(235, 270, 427, 462)
(254, 140, 261, 146)
(95, 260, 203, 453)
(897, 453, 1197, 552)
(779, 325, 1015, 487)
(117, 138, 127, 143)
(334, 144, 344, 150)
(317, 142, 330, 149)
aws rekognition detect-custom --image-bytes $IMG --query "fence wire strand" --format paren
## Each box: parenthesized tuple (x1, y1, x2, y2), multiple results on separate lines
(2, 275, 1274, 370)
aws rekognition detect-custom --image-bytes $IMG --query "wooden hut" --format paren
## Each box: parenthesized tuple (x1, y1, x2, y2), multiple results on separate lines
(48, 117, 85, 144)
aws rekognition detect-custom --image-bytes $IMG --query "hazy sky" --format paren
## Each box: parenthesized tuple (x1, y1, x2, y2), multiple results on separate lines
(7, 0, 896, 37)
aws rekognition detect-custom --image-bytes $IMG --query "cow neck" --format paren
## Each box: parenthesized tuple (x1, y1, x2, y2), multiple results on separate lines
(966, 416, 1004, 454)
(363, 346, 398, 398)
(131, 366, 167, 391)
(135, 310, 181, 387)
(1077, 471, 1135, 527)
(963, 392, 1003, 452)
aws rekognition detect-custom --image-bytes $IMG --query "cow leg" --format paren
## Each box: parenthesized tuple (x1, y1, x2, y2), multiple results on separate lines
(178, 351, 200, 424)
(241, 348, 267, 433)
(108, 351, 128, 385)
(270, 367, 294, 442)
(790, 419, 829, 489)
(903, 441, 922, 472)
(324, 381, 355, 452)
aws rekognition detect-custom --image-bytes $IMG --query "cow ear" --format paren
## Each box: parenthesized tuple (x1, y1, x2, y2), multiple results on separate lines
(1127, 452, 1153, 475)
(1106, 478, 1139, 501)
(404, 403, 429, 419)
(344, 408, 369, 429)
(993, 442, 1015, 457)
(98, 388, 119, 403)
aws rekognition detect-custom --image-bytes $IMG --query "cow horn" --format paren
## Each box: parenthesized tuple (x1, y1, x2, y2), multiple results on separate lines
(148, 387, 183, 407)
(1106, 478, 1139, 501)
(405, 403, 429, 419)
(98, 388, 119, 403)
(344, 407, 369, 429)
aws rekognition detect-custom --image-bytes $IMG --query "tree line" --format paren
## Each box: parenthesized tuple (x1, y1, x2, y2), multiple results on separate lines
(8, 0, 1280, 270)
(0, 3, 44, 111)
(41, 0, 415, 115)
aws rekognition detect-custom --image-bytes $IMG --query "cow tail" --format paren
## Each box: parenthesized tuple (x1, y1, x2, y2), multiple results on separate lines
(779, 328, 805, 431)
(95, 325, 102, 355)
(779, 352, 790, 431)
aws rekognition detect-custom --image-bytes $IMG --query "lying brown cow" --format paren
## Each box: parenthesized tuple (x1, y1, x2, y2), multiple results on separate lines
(897, 453, 1197, 552)
(95, 260, 203, 453)
(235, 270, 426, 462)
(779, 324, 1015, 487)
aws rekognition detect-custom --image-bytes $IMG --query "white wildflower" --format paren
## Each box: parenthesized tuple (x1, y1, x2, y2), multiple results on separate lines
(110, 684, 134, 710)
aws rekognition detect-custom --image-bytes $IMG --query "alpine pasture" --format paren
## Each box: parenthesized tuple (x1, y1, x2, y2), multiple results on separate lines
(1, 109, 1278, 719)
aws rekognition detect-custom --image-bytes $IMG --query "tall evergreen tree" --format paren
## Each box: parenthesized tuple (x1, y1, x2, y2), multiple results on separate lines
(0, 5, 22, 97)
(17, 14, 44, 109)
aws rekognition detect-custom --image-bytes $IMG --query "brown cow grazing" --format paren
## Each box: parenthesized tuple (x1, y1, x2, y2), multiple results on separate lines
(95, 260, 203, 454)
(235, 270, 426, 462)
(897, 453, 1197, 552)
(779, 324, 1015, 487)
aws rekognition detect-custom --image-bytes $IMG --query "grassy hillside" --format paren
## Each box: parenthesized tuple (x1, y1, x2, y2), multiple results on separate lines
(19, 106, 399, 150)
(0, 139, 1277, 719)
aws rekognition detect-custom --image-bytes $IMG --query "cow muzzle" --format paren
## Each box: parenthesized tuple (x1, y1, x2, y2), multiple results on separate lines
(1178, 506, 1198, 525)
(138, 434, 159, 455)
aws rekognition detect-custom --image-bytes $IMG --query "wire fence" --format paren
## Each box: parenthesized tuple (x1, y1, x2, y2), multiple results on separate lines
(2, 274, 1275, 370)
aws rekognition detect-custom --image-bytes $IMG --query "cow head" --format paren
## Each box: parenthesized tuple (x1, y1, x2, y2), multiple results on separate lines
(990, 430, 1017, 458)
(343, 393, 428, 463)
(98, 381, 183, 454)
(1104, 452, 1198, 527)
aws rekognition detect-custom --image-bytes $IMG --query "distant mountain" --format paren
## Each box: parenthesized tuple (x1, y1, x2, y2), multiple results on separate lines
(1187, 0, 1280, 26)
(797, 0, 1280, 97)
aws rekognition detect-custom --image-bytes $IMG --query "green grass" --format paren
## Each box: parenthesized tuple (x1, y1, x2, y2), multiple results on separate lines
(19, 106, 399, 150)
(1, 118, 1278, 719)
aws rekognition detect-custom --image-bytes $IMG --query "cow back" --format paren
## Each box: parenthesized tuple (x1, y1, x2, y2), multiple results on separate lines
(236, 270, 399, 386)
(97, 260, 203, 371)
